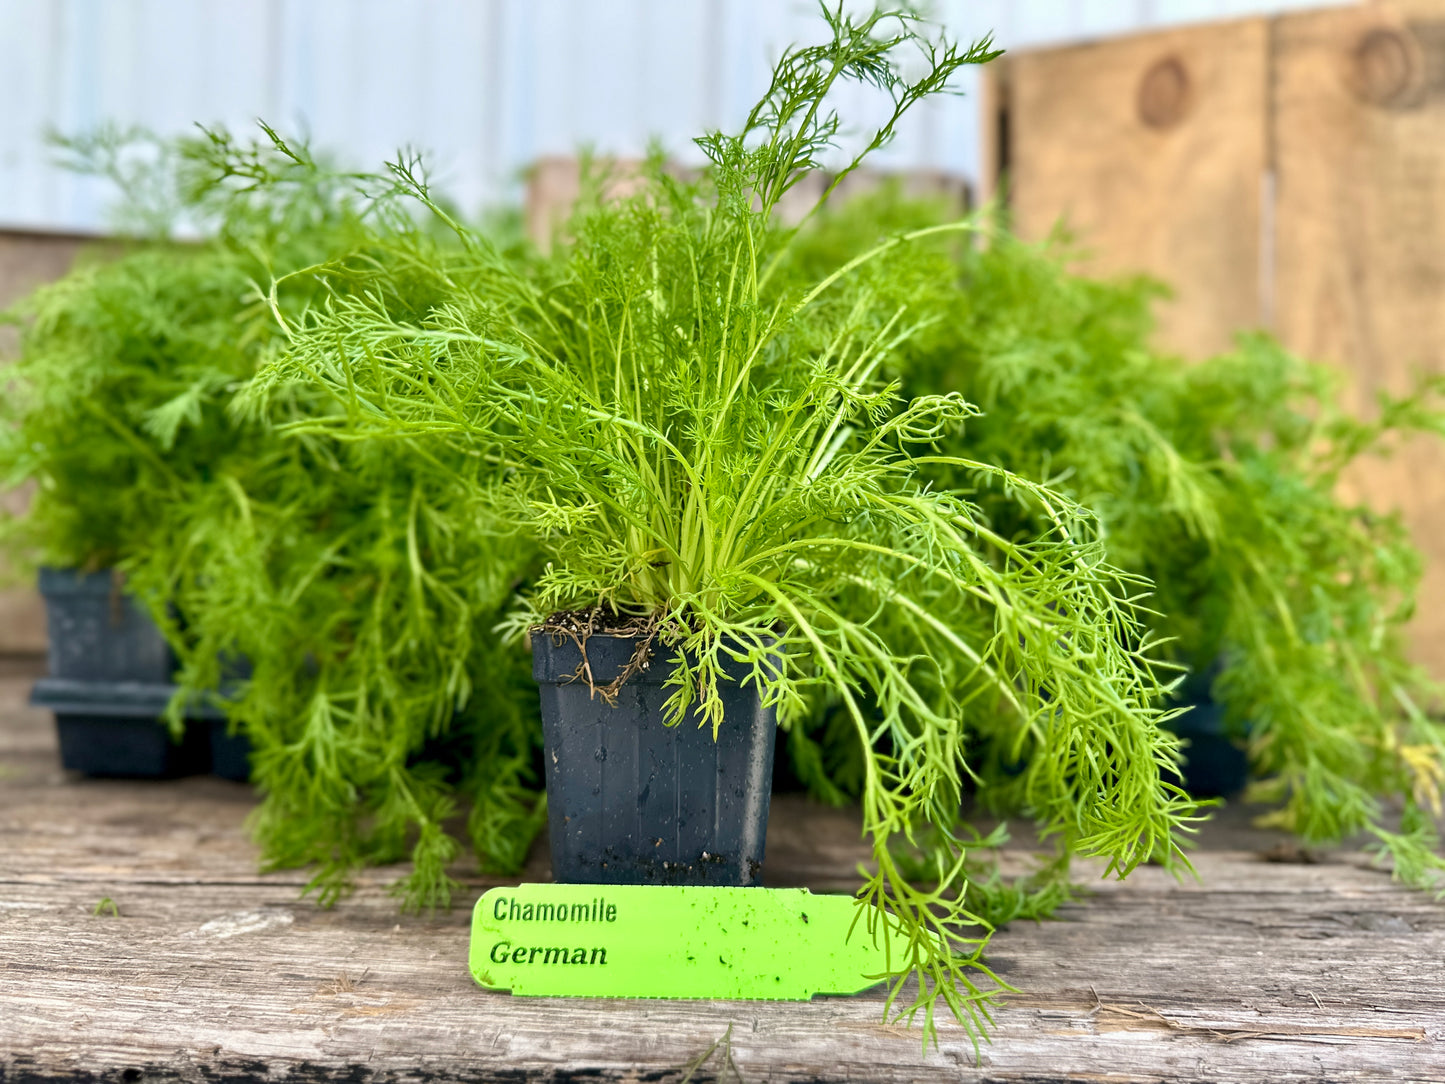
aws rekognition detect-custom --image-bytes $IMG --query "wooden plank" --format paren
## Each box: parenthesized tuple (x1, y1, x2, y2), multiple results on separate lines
(1273, 0, 1445, 671)
(821, 167, 972, 215)
(977, 55, 1010, 211)
(524, 159, 967, 251)
(1, 662, 1442, 1082)
(1005, 18, 1270, 360)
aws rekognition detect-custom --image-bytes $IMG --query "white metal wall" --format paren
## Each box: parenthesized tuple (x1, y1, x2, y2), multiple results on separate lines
(0, 0, 1349, 234)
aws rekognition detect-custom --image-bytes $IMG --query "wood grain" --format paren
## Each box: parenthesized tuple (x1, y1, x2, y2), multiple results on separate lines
(1004, 19, 1270, 360)
(1272, 0, 1445, 670)
(2, 663, 1442, 1082)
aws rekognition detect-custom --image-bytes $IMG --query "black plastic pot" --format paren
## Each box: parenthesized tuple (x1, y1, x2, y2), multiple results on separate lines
(34, 567, 249, 780)
(38, 567, 175, 683)
(206, 654, 255, 781)
(207, 720, 252, 782)
(1165, 667, 1249, 798)
(532, 632, 777, 887)
(30, 678, 209, 777)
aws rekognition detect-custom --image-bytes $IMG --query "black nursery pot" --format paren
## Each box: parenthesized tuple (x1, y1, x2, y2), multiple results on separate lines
(206, 719, 252, 782)
(1164, 667, 1249, 799)
(38, 567, 175, 683)
(206, 654, 255, 782)
(532, 631, 777, 887)
(33, 567, 248, 780)
(30, 678, 209, 778)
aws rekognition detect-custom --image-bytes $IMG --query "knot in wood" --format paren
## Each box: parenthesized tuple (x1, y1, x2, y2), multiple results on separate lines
(1348, 27, 1423, 110)
(1137, 56, 1193, 130)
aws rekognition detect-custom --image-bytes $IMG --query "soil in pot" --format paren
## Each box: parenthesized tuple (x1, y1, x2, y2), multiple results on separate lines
(532, 626, 777, 887)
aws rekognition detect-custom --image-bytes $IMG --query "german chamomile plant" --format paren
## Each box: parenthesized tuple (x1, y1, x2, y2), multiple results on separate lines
(121, 130, 548, 908)
(246, 6, 1196, 1040)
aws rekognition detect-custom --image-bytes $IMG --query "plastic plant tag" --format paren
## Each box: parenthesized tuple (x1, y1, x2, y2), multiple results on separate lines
(469, 884, 891, 1000)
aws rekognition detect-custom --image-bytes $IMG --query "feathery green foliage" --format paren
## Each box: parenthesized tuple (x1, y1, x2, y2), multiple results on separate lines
(3, 128, 548, 907)
(137, 424, 544, 907)
(0, 243, 263, 570)
(246, 7, 1196, 1040)
(780, 186, 1445, 892)
(139, 132, 548, 908)
(1, 128, 372, 572)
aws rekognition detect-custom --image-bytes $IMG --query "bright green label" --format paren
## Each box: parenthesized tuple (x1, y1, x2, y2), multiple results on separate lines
(469, 884, 892, 1000)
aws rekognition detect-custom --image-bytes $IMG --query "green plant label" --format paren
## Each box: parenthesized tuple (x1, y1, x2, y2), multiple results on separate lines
(469, 884, 893, 1000)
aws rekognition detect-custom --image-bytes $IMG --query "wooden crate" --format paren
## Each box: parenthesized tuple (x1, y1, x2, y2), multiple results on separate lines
(991, 16, 1270, 359)
(986, 0, 1445, 671)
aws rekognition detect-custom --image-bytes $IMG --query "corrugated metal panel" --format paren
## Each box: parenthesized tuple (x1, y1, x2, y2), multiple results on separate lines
(0, 0, 1352, 233)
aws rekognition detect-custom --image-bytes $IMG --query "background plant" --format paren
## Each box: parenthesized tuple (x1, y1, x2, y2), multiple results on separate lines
(779, 186, 1445, 891)
(0, 126, 382, 570)
(2, 129, 548, 908)
(147, 133, 549, 908)
(0, 241, 266, 571)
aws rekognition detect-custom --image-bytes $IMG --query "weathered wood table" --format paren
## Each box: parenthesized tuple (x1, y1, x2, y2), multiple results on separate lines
(1, 657, 1442, 1082)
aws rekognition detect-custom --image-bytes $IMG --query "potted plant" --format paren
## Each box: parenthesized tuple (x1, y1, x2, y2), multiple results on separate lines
(779, 189, 1445, 888)
(0, 129, 371, 779)
(0, 242, 263, 776)
(252, 7, 1197, 1036)
(107, 128, 552, 905)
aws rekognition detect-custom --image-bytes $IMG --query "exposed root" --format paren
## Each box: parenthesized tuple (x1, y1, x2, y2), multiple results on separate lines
(533, 607, 663, 705)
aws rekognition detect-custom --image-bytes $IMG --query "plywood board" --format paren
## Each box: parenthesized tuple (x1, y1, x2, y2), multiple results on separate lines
(1005, 19, 1271, 359)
